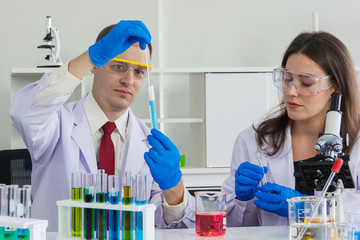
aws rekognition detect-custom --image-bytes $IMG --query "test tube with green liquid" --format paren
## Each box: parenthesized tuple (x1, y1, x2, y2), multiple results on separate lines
(135, 175, 147, 240)
(122, 172, 132, 240)
(17, 187, 32, 240)
(83, 173, 95, 239)
(0, 185, 7, 240)
(97, 172, 107, 240)
(71, 172, 82, 237)
(4, 185, 18, 240)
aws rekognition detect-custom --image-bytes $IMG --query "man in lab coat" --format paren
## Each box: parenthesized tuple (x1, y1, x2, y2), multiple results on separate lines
(10, 20, 195, 231)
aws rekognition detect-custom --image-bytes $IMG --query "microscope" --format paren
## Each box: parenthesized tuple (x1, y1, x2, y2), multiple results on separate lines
(37, 16, 63, 68)
(298, 93, 355, 222)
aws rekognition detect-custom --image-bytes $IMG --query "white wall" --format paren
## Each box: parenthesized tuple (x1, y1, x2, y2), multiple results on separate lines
(1, 0, 360, 149)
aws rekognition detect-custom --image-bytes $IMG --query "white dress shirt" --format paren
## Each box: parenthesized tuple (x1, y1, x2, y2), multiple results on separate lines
(33, 63, 188, 224)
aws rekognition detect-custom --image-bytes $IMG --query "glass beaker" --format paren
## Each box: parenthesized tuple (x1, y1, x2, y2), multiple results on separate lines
(348, 210, 360, 239)
(326, 222, 358, 240)
(288, 196, 327, 240)
(195, 191, 226, 237)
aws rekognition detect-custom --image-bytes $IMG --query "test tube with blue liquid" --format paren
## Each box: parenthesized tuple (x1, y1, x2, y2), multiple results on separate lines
(83, 173, 95, 239)
(122, 172, 133, 240)
(0, 185, 7, 240)
(135, 174, 147, 240)
(16, 187, 32, 240)
(71, 172, 82, 237)
(145, 46, 158, 130)
(108, 175, 120, 240)
(97, 172, 107, 240)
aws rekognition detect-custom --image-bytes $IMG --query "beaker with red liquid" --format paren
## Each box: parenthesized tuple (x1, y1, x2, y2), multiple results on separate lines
(195, 191, 226, 237)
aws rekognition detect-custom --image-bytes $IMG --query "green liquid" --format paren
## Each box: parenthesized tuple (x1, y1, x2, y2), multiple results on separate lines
(71, 187, 82, 237)
(97, 192, 106, 240)
(83, 189, 94, 239)
(3, 229, 17, 240)
(180, 155, 186, 168)
(0, 227, 4, 240)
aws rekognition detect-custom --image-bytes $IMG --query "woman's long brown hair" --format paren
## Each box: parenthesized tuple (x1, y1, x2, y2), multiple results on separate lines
(254, 32, 360, 156)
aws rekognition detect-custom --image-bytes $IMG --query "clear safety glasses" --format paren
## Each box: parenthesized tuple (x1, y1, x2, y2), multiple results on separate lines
(273, 67, 333, 96)
(104, 58, 154, 80)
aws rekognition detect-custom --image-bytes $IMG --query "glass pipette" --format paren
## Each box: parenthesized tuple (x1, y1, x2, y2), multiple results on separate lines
(145, 46, 158, 129)
(295, 158, 343, 240)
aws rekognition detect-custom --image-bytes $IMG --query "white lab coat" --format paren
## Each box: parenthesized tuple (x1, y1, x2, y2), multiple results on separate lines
(9, 73, 195, 231)
(222, 126, 360, 227)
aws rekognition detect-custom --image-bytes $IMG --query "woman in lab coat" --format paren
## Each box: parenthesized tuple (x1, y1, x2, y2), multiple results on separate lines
(222, 31, 360, 226)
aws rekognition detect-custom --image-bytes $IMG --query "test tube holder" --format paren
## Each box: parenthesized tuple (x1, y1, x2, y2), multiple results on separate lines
(57, 199, 156, 240)
(0, 216, 48, 240)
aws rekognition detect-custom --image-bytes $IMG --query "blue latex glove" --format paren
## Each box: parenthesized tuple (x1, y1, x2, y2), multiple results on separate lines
(254, 183, 306, 217)
(144, 129, 182, 190)
(88, 20, 151, 67)
(235, 162, 268, 201)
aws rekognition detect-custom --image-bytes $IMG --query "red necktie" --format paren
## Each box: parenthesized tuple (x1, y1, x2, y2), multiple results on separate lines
(99, 121, 116, 175)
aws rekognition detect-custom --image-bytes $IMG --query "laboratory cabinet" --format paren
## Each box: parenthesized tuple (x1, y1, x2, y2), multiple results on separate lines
(10, 67, 276, 187)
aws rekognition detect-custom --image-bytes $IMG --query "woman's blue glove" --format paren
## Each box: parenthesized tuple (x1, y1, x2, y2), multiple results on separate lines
(235, 162, 268, 201)
(88, 20, 151, 67)
(144, 129, 182, 190)
(254, 183, 306, 217)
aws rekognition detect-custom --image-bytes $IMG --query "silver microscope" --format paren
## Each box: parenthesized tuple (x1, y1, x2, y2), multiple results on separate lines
(37, 16, 63, 68)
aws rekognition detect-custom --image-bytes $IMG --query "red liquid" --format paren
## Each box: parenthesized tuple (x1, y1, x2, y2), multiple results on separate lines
(195, 212, 226, 237)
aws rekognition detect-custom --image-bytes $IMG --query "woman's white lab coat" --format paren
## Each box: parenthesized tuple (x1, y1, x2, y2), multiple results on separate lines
(222, 126, 360, 227)
(10, 73, 195, 231)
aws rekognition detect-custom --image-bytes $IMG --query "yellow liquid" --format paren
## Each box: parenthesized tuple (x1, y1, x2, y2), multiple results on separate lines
(71, 188, 82, 237)
(290, 223, 325, 240)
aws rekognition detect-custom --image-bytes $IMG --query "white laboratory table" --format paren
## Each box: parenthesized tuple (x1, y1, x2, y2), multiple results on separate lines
(47, 226, 289, 240)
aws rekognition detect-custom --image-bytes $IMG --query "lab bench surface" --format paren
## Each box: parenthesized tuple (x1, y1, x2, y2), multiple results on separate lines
(47, 226, 289, 240)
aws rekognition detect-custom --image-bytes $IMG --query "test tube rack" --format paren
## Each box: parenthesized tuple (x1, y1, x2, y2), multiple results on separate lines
(0, 216, 48, 240)
(57, 199, 156, 240)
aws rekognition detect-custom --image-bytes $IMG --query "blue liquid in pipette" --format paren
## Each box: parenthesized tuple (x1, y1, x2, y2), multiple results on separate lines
(135, 200, 146, 240)
(109, 194, 120, 240)
(149, 100, 158, 129)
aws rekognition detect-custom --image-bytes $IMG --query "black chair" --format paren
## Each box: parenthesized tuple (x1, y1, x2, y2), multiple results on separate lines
(0, 149, 32, 186)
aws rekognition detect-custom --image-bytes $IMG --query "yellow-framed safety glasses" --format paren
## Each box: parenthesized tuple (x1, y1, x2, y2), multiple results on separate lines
(104, 58, 153, 80)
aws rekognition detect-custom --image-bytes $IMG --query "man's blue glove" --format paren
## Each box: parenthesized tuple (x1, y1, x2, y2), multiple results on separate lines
(88, 20, 151, 67)
(254, 183, 306, 217)
(144, 129, 182, 190)
(235, 162, 268, 201)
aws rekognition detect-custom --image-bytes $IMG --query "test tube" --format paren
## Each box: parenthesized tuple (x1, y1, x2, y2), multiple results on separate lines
(4, 185, 18, 240)
(135, 175, 147, 240)
(0, 185, 8, 240)
(108, 175, 120, 240)
(256, 153, 268, 186)
(83, 173, 95, 239)
(17, 187, 32, 239)
(95, 169, 105, 236)
(71, 172, 82, 237)
(122, 172, 133, 240)
(97, 172, 107, 240)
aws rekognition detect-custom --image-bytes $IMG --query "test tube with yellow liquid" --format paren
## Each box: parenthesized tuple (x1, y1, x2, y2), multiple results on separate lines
(122, 172, 132, 240)
(71, 172, 82, 237)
